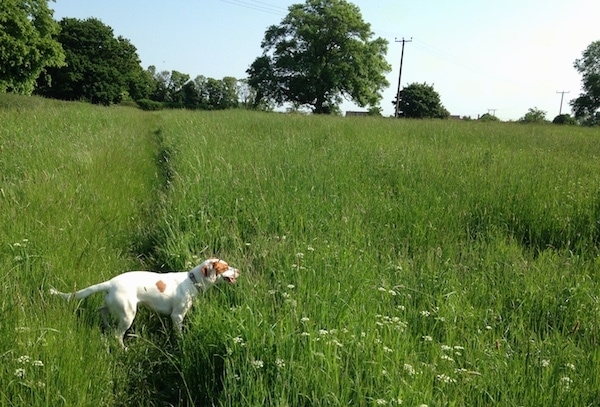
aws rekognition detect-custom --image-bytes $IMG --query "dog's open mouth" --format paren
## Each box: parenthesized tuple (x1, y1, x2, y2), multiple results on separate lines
(224, 276, 236, 284)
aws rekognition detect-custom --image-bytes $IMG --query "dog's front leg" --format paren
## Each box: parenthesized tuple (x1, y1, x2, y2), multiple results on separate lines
(170, 313, 185, 335)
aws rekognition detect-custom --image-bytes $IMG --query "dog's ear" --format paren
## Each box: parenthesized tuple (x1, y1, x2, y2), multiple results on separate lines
(203, 262, 217, 283)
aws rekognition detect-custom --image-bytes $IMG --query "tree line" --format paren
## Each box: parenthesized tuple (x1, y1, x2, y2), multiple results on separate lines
(1, 0, 599, 124)
(32, 17, 253, 110)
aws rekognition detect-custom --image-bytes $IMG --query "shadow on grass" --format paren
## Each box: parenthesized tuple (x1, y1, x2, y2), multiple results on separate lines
(112, 310, 227, 407)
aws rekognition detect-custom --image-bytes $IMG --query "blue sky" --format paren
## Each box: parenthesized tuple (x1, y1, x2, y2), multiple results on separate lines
(50, 0, 599, 120)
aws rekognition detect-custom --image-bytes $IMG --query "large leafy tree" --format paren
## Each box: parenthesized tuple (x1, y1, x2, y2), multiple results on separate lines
(247, 0, 391, 114)
(518, 107, 548, 124)
(570, 40, 600, 126)
(0, 0, 65, 94)
(36, 18, 145, 105)
(394, 82, 449, 119)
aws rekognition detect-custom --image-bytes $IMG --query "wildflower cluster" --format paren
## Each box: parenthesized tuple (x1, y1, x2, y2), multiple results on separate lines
(11, 238, 30, 263)
(10, 354, 45, 389)
(374, 314, 408, 332)
(372, 398, 404, 405)
(268, 283, 297, 307)
(228, 335, 287, 372)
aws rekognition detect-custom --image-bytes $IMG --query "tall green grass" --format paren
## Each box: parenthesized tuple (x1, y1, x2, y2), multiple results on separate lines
(0, 95, 161, 405)
(148, 111, 600, 406)
(1, 97, 599, 406)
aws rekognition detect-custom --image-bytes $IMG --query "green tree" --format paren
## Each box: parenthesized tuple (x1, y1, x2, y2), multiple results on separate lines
(570, 40, 600, 126)
(221, 76, 239, 109)
(36, 17, 144, 105)
(0, 0, 65, 94)
(552, 113, 577, 125)
(394, 82, 449, 119)
(237, 79, 256, 109)
(168, 70, 191, 106)
(518, 107, 547, 124)
(478, 113, 499, 122)
(247, 0, 391, 114)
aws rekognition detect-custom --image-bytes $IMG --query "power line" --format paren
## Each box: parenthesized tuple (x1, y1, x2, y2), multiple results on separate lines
(556, 90, 570, 115)
(218, 0, 285, 16)
(394, 37, 412, 118)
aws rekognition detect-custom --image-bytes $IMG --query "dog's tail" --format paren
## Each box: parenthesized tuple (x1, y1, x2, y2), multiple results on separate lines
(49, 281, 112, 301)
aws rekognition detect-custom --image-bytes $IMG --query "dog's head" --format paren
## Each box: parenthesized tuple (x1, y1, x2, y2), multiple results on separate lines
(200, 258, 240, 284)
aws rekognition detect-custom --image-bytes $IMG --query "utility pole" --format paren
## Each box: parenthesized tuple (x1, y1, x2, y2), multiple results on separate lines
(556, 91, 570, 115)
(487, 108, 497, 116)
(394, 37, 412, 118)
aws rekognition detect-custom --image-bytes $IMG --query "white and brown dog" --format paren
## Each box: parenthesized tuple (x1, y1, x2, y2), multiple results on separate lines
(50, 258, 239, 347)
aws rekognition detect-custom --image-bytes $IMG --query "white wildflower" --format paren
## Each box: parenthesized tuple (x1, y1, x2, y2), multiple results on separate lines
(17, 355, 31, 364)
(375, 399, 387, 405)
(441, 345, 452, 352)
(440, 354, 454, 362)
(541, 359, 550, 368)
(383, 346, 393, 353)
(275, 358, 285, 369)
(422, 335, 433, 342)
(420, 310, 431, 317)
(251, 359, 264, 369)
(560, 376, 572, 389)
(436, 374, 457, 384)
(301, 317, 310, 323)
(287, 284, 295, 289)
(14, 368, 25, 378)
(329, 339, 344, 348)
(565, 363, 576, 371)
(31, 360, 44, 367)
(318, 329, 329, 336)
(403, 363, 416, 376)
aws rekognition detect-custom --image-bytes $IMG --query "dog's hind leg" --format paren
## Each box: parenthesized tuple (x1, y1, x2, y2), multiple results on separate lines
(114, 312, 135, 348)
(98, 305, 111, 329)
(104, 292, 137, 348)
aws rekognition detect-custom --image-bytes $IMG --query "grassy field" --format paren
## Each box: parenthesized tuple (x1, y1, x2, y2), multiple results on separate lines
(1, 95, 599, 406)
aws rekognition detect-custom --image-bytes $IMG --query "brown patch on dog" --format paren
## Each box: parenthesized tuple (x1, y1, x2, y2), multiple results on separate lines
(201, 265, 209, 277)
(155, 280, 167, 293)
(213, 260, 229, 275)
